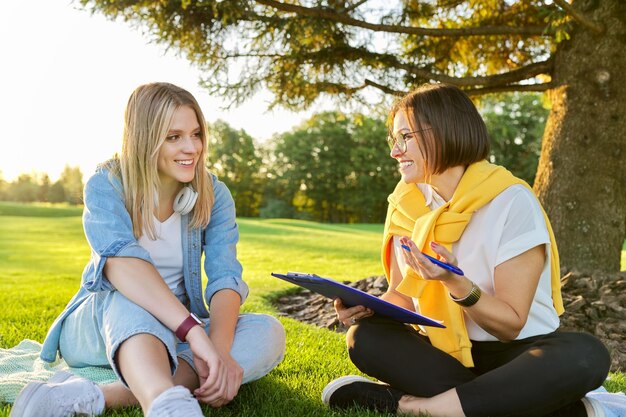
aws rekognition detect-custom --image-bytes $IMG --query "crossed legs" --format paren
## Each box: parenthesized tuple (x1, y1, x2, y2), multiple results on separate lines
(346, 316, 610, 417)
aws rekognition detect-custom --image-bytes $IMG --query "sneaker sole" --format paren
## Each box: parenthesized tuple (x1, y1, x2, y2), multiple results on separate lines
(581, 396, 606, 417)
(9, 372, 74, 417)
(321, 375, 374, 405)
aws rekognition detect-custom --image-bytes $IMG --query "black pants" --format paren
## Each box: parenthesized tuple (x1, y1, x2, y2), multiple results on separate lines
(346, 316, 610, 417)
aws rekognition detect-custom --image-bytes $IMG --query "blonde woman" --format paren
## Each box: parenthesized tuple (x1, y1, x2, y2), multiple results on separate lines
(10, 82, 285, 417)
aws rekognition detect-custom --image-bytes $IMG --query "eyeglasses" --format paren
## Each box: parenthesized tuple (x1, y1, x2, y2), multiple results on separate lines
(387, 128, 432, 154)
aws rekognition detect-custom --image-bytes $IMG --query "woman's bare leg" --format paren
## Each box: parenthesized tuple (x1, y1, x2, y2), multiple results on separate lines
(100, 359, 198, 409)
(398, 388, 466, 417)
(100, 334, 199, 413)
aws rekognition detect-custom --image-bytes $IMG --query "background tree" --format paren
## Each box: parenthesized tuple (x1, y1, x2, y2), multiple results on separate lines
(58, 165, 84, 205)
(258, 138, 297, 219)
(207, 120, 263, 217)
(81, 0, 626, 272)
(347, 113, 400, 222)
(2, 172, 65, 203)
(273, 112, 354, 222)
(268, 111, 397, 222)
(8, 174, 38, 202)
(0, 172, 7, 201)
(37, 174, 52, 203)
(48, 180, 67, 203)
(480, 92, 548, 186)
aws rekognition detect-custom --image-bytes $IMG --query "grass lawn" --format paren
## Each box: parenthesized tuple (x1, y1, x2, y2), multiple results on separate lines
(0, 202, 624, 416)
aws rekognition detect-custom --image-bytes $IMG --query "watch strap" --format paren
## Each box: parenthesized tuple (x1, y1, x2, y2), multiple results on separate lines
(175, 313, 203, 342)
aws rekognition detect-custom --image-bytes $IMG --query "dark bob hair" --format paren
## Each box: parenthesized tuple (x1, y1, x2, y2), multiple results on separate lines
(387, 83, 490, 176)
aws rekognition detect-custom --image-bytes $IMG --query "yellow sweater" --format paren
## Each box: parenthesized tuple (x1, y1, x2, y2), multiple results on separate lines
(381, 161, 564, 367)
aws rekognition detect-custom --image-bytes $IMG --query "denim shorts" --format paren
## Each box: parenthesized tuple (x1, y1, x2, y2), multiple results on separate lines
(58, 291, 285, 386)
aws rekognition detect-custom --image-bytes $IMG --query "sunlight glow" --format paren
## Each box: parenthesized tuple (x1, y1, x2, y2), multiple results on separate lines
(0, 0, 322, 181)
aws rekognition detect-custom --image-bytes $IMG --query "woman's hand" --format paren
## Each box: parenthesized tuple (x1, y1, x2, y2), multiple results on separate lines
(192, 289, 242, 407)
(196, 351, 243, 407)
(186, 326, 230, 407)
(399, 237, 459, 282)
(333, 298, 373, 327)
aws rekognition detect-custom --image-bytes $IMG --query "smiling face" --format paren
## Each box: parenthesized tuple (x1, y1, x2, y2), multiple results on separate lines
(390, 110, 429, 184)
(157, 105, 204, 190)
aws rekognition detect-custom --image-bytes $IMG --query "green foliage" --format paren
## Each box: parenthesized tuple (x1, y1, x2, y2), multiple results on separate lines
(0, 173, 6, 201)
(37, 174, 51, 202)
(59, 165, 84, 205)
(264, 112, 398, 223)
(48, 180, 67, 203)
(480, 92, 549, 185)
(402, 2, 554, 79)
(258, 198, 294, 219)
(207, 121, 263, 217)
(7, 174, 39, 202)
(77, 0, 566, 108)
(347, 115, 401, 222)
(74, 0, 626, 274)
(0, 166, 83, 205)
(2, 95, 551, 221)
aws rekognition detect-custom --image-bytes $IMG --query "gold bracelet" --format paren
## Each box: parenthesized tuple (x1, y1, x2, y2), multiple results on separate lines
(449, 281, 481, 307)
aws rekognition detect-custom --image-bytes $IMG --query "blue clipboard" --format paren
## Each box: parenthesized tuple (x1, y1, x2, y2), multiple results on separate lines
(271, 272, 445, 328)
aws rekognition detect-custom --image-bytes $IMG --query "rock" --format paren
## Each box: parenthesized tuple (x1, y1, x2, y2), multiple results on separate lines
(273, 271, 626, 372)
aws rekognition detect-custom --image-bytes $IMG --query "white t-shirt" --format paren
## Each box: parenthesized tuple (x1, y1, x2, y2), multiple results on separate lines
(138, 212, 186, 297)
(393, 183, 559, 341)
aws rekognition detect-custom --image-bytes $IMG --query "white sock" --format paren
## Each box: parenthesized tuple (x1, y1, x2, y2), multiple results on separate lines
(93, 385, 106, 415)
(581, 396, 605, 417)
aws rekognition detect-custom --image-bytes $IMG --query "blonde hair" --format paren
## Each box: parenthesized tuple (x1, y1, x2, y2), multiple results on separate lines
(115, 82, 214, 239)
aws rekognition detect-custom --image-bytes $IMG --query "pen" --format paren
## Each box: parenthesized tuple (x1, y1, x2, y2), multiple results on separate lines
(401, 244, 465, 276)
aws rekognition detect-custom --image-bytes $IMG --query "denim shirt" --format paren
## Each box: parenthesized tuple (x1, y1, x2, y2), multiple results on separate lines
(40, 165, 248, 362)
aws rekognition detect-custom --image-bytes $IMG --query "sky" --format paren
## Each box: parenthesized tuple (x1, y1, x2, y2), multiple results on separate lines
(0, 0, 325, 181)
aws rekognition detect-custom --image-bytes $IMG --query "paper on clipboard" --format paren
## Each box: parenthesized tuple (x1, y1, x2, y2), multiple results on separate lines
(271, 272, 445, 328)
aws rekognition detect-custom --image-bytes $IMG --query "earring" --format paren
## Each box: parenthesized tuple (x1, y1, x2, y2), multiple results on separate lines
(173, 186, 198, 215)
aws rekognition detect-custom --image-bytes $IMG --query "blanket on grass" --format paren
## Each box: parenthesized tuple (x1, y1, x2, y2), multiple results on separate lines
(0, 340, 116, 403)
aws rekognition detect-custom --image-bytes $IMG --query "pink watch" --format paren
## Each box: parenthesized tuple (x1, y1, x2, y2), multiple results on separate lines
(175, 313, 203, 342)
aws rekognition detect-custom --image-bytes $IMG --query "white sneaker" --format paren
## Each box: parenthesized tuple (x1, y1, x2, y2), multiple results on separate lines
(10, 371, 105, 417)
(321, 375, 373, 405)
(147, 386, 204, 417)
(321, 375, 403, 414)
(582, 387, 626, 417)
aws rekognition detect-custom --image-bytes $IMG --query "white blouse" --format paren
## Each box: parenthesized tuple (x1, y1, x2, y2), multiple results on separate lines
(393, 183, 559, 341)
(138, 212, 186, 298)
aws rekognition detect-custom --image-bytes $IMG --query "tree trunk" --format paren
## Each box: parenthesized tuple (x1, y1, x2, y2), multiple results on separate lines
(534, 0, 626, 273)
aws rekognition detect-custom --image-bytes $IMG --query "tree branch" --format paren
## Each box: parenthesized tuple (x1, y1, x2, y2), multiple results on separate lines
(287, 44, 553, 88)
(364, 79, 405, 96)
(254, 0, 551, 37)
(361, 79, 556, 97)
(465, 82, 556, 96)
(341, 0, 369, 14)
(403, 59, 554, 87)
(220, 45, 553, 90)
(553, 0, 604, 34)
(222, 53, 284, 58)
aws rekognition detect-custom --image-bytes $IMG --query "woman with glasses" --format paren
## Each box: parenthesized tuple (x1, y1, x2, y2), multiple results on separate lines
(322, 83, 613, 416)
(10, 82, 285, 417)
